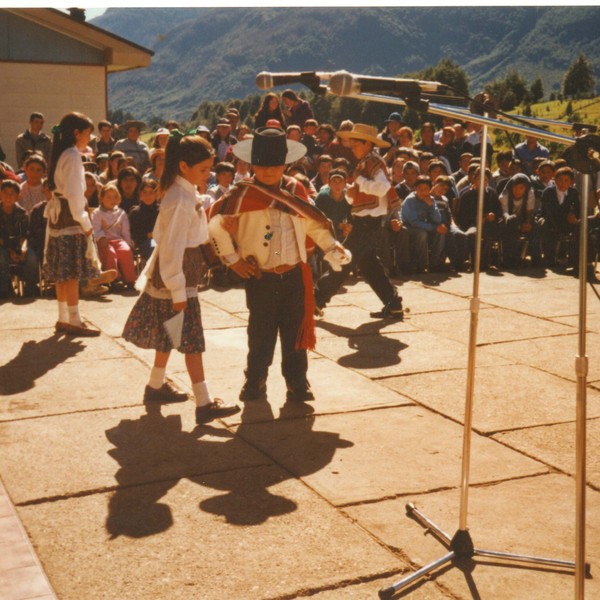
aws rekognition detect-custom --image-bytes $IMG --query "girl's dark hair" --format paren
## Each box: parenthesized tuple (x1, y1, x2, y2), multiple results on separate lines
(254, 92, 285, 127)
(48, 112, 93, 190)
(160, 134, 214, 191)
(282, 89, 299, 102)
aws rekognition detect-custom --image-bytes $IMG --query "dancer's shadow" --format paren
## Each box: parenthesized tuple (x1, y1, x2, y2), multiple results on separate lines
(0, 333, 86, 395)
(106, 400, 353, 537)
(316, 319, 407, 369)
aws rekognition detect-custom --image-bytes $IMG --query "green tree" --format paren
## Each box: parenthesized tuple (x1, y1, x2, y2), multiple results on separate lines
(529, 77, 544, 103)
(563, 54, 595, 97)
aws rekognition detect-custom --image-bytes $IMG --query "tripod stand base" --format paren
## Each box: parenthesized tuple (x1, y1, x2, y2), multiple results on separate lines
(378, 503, 587, 599)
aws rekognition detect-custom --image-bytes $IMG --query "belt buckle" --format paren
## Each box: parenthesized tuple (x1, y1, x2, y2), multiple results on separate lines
(274, 264, 287, 275)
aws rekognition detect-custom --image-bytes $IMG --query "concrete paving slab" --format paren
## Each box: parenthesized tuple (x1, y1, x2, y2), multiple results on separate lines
(0, 297, 57, 330)
(549, 313, 600, 334)
(236, 405, 547, 506)
(480, 288, 598, 319)
(494, 418, 600, 488)
(409, 306, 576, 346)
(0, 357, 153, 421)
(314, 329, 511, 379)
(200, 286, 249, 314)
(380, 364, 600, 433)
(0, 404, 271, 504)
(16, 468, 402, 600)
(315, 305, 417, 338)
(220, 358, 415, 427)
(304, 577, 450, 599)
(489, 333, 600, 382)
(0, 327, 130, 369)
(347, 473, 600, 599)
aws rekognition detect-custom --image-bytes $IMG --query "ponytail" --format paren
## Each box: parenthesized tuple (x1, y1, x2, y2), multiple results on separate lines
(160, 132, 214, 191)
(47, 112, 93, 191)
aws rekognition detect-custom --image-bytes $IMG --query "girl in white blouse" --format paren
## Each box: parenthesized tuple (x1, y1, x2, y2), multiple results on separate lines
(45, 112, 104, 336)
(122, 132, 239, 424)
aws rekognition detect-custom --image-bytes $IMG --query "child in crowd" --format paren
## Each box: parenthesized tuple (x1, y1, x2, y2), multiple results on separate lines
(116, 166, 141, 214)
(206, 161, 235, 211)
(19, 154, 47, 215)
(84, 172, 100, 209)
(233, 158, 251, 183)
(129, 179, 159, 261)
(122, 132, 240, 423)
(91, 183, 136, 288)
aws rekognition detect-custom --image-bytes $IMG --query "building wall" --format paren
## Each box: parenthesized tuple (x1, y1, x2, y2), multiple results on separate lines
(0, 62, 107, 168)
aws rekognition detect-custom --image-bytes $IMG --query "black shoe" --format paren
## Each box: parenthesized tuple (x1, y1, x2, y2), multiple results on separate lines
(239, 379, 267, 402)
(369, 296, 404, 320)
(144, 381, 189, 404)
(195, 399, 241, 424)
(286, 382, 315, 402)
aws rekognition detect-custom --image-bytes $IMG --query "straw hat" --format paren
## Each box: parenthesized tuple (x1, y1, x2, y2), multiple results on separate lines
(336, 123, 390, 148)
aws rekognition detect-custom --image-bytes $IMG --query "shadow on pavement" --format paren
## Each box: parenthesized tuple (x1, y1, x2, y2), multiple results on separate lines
(0, 333, 86, 395)
(105, 400, 352, 537)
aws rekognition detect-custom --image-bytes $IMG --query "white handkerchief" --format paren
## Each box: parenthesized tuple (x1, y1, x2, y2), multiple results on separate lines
(163, 311, 184, 349)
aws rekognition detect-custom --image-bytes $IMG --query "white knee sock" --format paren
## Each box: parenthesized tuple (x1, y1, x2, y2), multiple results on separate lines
(148, 367, 166, 389)
(68, 304, 82, 327)
(192, 381, 212, 407)
(58, 301, 69, 323)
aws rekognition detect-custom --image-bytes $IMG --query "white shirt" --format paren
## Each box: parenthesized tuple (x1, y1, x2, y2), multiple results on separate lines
(153, 175, 209, 303)
(19, 182, 45, 216)
(262, 205, 301, 269)
(53, 146, 92, 231)
(349, 169, 391, 218)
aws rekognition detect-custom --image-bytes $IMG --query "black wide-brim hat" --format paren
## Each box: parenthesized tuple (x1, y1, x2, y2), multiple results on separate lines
(233, 127, 306, 167)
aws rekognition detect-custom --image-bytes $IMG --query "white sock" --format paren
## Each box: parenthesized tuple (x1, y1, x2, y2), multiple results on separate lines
(148, 367, 166, 390)
(192, 381, 212, 407)
(58, 301, 69, 323)
(67, 304, 82, 327)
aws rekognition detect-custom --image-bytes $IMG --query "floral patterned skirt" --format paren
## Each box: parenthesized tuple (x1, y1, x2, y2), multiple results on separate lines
(122, 292, 205, 354)
(44, 233, 100, 283)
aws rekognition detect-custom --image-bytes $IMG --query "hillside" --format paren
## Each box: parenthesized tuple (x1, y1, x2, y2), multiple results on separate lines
(92, 6, 600, 121)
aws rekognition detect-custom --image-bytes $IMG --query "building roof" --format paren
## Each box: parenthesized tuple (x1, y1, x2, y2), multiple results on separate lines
(3, 8, 153, 73)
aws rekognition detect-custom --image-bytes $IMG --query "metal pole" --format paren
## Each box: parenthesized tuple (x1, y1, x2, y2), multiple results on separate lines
(458, 119, 490, 530)
(575, 173, 589, 599)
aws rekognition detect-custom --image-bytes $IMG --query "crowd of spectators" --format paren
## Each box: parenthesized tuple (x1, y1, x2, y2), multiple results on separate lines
(1, 93, 599, 300)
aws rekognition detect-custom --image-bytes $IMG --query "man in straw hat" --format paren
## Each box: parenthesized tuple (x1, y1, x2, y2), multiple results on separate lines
(313, 123, 404, 319)
(208, 127, 351, 403)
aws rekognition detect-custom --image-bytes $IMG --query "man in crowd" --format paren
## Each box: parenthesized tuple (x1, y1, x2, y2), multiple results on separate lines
(15, 112, 52, 168)
(113, 120, 151, 174)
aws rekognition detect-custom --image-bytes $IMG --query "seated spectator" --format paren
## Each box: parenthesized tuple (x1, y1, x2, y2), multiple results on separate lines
(254, 92, 285, 129)
(236, 124, 252, 142)
(311, 154, 333, 192)
(150, 128, 169, 155)
(84, 172, 101, 209)
(207, 161, 235, 207)
(513, 135, 550, 176)
(116, 166, 142, 214)
(332, 157, 350, 175)
(301, 118, 320, 163)
(287, 164, 318, 198)
(314, 169, 352, 240)
(438, 126, 460, 172)
(211, 118, 237, 163)
(0, 180, 39, 297)
(395, 160, 420, 200)
(428, 159, 458, 207)
(400, 175, 444, 273)
(281, 89, 314, 128)
(499, 173, 540, 268)
(491, 150, 512, 193)
(129, 179, 159, 261)
(99, 150, 126, 185)
(92, 120, 116, 156)
(143, 148, 165, 184)
(286, 125, 302, 142)
(538, 166, 580, 268)
(113, 120, 151, 174)
(432, 176, 468, 271)
(316, 124, 341, 158)
(28, 181, 50, 265)
(452, 152, 473, 186)
(531, 160, 556, 208)
(15, 112, 52, 168)
(418, 152, 435, 175)
(233, 157, 251, 183)
(454, 167, 503, 270)
(19, 154, 47, 215)
(378, 112, 406, 154)
(414, 122, 443, 156)
(463, 122, 493, 159)
(91, 183, 136, 288)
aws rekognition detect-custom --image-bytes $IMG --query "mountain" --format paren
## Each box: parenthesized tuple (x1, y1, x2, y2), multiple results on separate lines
(91, 6, 600, 121)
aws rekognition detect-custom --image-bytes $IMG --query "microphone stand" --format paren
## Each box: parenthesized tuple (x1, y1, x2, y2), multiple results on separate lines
(378, 121, 590, 599)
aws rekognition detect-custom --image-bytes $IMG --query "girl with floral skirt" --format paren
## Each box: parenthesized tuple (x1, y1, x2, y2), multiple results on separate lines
(122, 133, 240, 424)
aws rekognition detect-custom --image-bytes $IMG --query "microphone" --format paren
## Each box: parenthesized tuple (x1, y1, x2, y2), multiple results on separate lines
(328, 70, 448, 97)
(256, 71, 327, 91)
